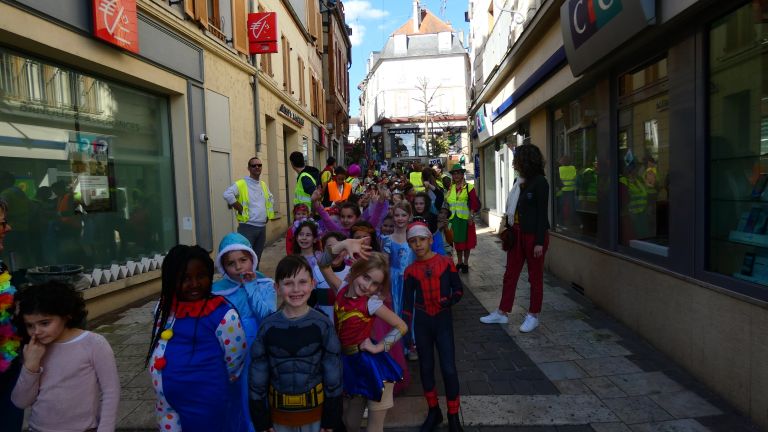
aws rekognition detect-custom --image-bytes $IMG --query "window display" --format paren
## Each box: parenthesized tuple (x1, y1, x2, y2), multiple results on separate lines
(553, 90, 599, 239)
(708, 3, 768, 285)
(0, 49, 176, 279)
(617, 58, 670, 257)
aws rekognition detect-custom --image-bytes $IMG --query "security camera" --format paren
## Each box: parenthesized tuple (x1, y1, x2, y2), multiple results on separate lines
(200, 133, 209, 143)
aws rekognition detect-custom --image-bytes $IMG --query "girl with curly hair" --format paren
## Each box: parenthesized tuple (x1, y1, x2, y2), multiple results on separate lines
(480, 144, 550, 333)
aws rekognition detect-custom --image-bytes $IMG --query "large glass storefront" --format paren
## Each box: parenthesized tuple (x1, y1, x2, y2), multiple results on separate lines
(0, 49, 176, 279)
(552, 89, 599, 239)
(617, 58, 670, 257)
(708, 3, 768, 286)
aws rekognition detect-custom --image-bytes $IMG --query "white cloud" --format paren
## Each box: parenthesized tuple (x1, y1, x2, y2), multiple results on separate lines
(344, 1, 389, 21)
(349, 22, 366, 46)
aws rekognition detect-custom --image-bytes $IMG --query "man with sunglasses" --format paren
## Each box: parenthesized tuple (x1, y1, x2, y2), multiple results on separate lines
(223, 157, 275, 268)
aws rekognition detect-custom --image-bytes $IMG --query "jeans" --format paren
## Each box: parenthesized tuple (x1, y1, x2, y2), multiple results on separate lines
(237, 223, 266, 268)
(414, 309, 459, 400)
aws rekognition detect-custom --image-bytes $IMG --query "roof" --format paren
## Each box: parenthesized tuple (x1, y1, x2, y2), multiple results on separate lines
(377, 32, 466, 60)
(393, 8, 453, 35)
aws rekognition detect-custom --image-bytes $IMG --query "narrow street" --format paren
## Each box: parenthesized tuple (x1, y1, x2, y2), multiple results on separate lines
(97, 228, 759, 431)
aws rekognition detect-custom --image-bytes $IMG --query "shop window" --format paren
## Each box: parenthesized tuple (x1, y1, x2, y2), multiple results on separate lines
(0, 50, 176, 280)
(617, 57, 669, 257)
(553, 90, 599, 239)
(483, 144, 497, 211)
(708, 3, 768, 285)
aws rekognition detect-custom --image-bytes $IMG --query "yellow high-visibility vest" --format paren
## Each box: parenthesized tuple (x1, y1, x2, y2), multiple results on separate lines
(446, 184, 474, 220)
(235, 179, 274, 222)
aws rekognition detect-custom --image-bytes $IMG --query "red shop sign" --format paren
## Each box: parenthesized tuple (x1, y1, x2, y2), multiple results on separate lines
(93, 0, 139, 54)
(248, 12, 278, 54)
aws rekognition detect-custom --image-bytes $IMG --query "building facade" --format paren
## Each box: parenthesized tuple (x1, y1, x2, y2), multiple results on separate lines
(468, 0, 768, 428)
(0, 0, 337, 317)
(321, 0, 351, 163)
(359, 0, 470, 166)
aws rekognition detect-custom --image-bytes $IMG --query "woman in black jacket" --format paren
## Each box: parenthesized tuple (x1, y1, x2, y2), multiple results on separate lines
(480, 144, 550, 332)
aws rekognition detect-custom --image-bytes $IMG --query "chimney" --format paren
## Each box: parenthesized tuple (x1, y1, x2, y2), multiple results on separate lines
(413, 0, 420, 33)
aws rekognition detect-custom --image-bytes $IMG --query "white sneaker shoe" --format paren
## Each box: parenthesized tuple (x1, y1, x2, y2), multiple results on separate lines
(480, 310, 509, 324)
(519, 314, 539, 333)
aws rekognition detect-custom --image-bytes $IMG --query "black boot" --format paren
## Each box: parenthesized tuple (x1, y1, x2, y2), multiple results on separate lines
(419, 406, 443, 432)
(448, 413, 464, 432)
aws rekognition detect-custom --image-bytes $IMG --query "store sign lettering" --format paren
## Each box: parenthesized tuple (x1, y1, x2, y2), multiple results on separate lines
(279, 104, 305, 127)
(93, 0, 139, 53)
(569, 0, 623, 49)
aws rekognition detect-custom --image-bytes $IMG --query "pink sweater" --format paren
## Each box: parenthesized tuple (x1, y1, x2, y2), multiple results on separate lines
(11, 331, 120, 432)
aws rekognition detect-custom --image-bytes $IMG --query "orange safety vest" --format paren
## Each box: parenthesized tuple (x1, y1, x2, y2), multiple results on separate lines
(328, 180, 351, 203)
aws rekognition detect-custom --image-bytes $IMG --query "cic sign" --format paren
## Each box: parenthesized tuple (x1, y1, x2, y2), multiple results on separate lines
(248, 12, 278, 54)
(560, 0, 655, 76)
(93, 0, 139, 54)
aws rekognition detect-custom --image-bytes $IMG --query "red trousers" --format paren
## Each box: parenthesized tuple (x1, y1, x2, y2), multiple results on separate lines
(499, 225, 549, 314)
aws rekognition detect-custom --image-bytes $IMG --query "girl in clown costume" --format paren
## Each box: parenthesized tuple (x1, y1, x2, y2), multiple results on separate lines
(146, 244, 248, 432)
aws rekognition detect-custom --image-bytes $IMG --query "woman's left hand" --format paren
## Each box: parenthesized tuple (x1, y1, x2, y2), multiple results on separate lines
(533, 245, 544, 258)
(359, 337, 384, 354)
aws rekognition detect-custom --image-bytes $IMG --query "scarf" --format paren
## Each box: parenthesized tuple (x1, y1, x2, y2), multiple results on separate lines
(505, 177, 525, 220)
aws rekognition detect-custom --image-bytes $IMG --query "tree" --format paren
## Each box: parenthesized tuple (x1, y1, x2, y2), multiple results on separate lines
(412, 76, 443, 157)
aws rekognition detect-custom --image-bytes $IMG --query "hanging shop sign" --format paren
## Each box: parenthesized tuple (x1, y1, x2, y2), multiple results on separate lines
(93, 0, 139, 54)
(560, 0, 655, 76)
(248, 12, 278, 54)
(279, 104, 305, 127)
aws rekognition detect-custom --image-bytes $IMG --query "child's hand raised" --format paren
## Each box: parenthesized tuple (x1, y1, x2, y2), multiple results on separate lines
(359, 337, 384, 354)
(311, 188, 322, 203)
(329, 237, 372, 263)
(23, 335, 46, 373)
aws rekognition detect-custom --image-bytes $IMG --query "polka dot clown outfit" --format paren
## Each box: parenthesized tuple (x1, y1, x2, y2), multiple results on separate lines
(149, 296, 247, 432)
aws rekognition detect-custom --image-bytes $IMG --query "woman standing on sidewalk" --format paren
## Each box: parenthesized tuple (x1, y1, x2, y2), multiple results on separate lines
(446, 164, 481, 273)
(481, 144, 550, 333)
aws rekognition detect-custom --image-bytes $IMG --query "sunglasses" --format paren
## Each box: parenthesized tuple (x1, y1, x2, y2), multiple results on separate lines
(249, 163, 263, 168)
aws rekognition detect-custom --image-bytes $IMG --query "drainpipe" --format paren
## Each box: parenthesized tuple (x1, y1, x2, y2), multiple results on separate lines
(250, 0, 262, 154)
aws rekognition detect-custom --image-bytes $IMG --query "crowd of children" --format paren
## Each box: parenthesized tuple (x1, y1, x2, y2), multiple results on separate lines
(0, 162, 469, 432)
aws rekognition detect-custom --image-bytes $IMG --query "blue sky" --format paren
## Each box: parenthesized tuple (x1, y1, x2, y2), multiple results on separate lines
(344, 0, 470, 117)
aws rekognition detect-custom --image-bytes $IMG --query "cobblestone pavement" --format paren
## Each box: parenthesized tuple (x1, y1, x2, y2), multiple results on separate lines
(92, 227, 762, 431)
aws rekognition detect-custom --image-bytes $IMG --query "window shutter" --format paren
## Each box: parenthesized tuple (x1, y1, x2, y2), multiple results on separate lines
(193, 0, 208, 27)
(232, 0, 247, 54)
(183, 0, 195, 19)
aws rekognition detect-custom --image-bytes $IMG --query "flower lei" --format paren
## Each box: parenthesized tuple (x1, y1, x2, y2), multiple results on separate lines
(0, 263, 20, 373)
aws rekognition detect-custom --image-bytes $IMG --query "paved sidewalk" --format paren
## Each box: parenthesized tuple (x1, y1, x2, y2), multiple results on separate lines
(95, 227, 762, 431)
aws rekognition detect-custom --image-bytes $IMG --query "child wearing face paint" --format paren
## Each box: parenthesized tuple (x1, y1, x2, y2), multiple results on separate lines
(403, 222, 464, 432)
(11, 281, 120, 432)
(331, 253, 406, 432)
(147, 245, 248, 432)
(284, 204, 311, 256)
(213, 232, 277, 432)
(248, 256, 342, 432)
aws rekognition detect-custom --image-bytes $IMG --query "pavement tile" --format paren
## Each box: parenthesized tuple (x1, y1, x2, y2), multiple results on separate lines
(539, 361, 588, 380)
(582, 377, 628, 399)
(695, 414, 763, 431)
(590, 422, 633, 432)
(553, 379, 594, 395)
(576, 357, 644, 377)
(118, 400, 157, 429)
(647, 391, 722, 419)
(608, 372, 684, 396)
(601, 396, 674, 424)
(526, 346, 583, 363)
(628, 419, 710, 432)
(571, 342, 633, 359)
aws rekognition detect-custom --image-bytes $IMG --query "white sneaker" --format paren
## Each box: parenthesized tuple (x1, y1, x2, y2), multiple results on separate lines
(519, 314, 539, 333)
(480, 310, 508, 324)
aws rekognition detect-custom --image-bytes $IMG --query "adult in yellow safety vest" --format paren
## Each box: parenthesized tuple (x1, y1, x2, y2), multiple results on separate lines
(618, 162, 650, 245)
(223, 157, 275, 266)
(409, 163, 425, 192)
(289, 151, 320, 208)
(447, 163, 481, 274)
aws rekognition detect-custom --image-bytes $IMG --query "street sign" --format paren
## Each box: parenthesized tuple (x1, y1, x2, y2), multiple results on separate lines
(248, 12, 278, 54)
(93, 0, 139, 54)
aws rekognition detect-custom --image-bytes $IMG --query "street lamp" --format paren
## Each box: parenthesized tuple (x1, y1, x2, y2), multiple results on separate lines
(492, 0, 527, 25)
